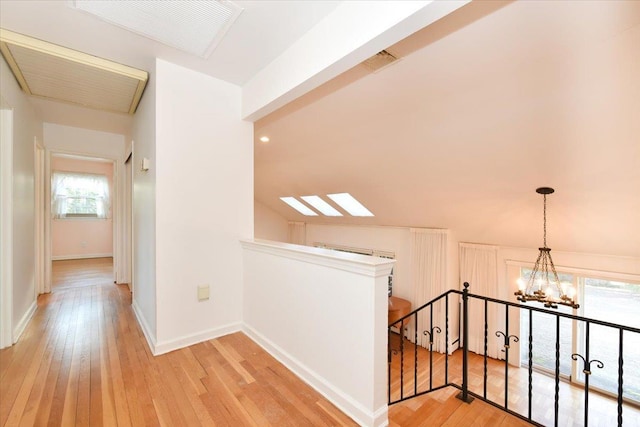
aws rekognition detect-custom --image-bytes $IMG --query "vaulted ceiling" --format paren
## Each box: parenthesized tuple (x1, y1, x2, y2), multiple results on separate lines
(1, 1, 638, 258)
(254, 0, 640, 258)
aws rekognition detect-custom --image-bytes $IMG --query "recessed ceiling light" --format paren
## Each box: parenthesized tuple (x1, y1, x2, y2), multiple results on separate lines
(327, 193, 374, 217)
(301, 196, 343, 216)
(70, 0, 243, 58)
(280, 197, 318, 216)
(259, 136, 270, 143)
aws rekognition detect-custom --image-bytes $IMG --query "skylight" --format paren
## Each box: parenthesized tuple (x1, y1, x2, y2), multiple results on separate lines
(71, 0, 243, 58)
(301, 196, 343, 216)
(280, 197, 318, 216)
(327, 193, 374, 217)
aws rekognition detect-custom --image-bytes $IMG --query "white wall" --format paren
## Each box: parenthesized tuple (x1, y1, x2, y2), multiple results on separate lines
(306, 224, 412, 297)
(153, 59, 253, 353)
(131, 62, 158, 345)
(254, 199, 288, 242)
(43, 123, 125, 159)
(0, 56, 42, 342)
(242, 240, 393, 427)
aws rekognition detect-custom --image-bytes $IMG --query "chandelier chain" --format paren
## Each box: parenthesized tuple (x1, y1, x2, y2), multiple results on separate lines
(543, 194, 547, 248)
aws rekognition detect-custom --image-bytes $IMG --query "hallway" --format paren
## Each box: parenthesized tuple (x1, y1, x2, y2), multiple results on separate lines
(52, 257, 114, 291)
(0, 282, 357, 426)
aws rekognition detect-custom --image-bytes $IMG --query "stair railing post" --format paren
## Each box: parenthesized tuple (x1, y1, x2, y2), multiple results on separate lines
(456, 282, 474, 403)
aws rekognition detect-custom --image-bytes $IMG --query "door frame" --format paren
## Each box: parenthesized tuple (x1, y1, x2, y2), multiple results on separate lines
(45, 149, 123, 291)
(0, 103, 14, 348)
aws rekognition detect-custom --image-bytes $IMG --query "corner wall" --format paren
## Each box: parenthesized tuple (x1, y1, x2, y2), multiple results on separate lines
(131, 62, 158, 346)
(242, 240, 393, 427)
(1, 55, 42, 342)
(153, 59, 253, 352)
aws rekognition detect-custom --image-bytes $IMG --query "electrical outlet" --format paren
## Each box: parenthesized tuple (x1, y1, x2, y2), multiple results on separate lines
(197, 284, 209, 301)
(81, 241, 87, 248)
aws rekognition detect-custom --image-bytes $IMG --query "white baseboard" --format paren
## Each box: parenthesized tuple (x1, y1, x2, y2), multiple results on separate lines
(242, 323, 388, 427)
(132, 300, 157, 354)
(154, 322, 242, 356)
(52, 253, 113, 261)
(12, 300, 37, 344)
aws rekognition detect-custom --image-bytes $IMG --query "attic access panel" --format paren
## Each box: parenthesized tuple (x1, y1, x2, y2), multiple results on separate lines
(0, 28, 148, 115)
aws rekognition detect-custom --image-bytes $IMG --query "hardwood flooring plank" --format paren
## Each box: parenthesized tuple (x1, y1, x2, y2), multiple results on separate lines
(10, 258, 637, 427)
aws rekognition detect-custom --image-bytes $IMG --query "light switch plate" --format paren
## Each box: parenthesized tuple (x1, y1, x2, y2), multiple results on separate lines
(197, 284, 209, 301)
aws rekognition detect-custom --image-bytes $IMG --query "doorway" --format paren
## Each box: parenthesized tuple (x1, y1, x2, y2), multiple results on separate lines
(49, 153, 116, 291)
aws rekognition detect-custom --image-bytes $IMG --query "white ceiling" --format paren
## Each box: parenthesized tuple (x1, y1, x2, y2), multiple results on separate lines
(0, 0, 340, 125)
(1, 0, 638, 258)
(254, 0, 640, 258)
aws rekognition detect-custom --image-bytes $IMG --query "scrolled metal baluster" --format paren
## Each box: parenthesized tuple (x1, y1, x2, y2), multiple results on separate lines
(495, 330, 519, 410)
(571, 353, 604, 427)
(423, 326, 442, 391)
(618, 329, 623, 427)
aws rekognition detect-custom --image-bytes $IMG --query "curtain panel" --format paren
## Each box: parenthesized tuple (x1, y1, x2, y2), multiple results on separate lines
(51, 171, 110, 219)
(409, 228, 449, 353)
(459, 242, 504, 359)
(287, 221, 306, 245)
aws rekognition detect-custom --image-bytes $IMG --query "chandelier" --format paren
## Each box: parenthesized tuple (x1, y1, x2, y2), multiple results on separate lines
(514, 187, 579, 309)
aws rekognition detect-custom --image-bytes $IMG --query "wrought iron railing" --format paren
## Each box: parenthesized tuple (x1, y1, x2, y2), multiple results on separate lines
(388, 282, 640, 426)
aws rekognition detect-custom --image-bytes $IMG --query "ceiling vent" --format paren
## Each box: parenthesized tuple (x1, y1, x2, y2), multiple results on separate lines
(362, 49, 399, 73)
(70, 0, 243, 59)
(0, 28, 148, 115)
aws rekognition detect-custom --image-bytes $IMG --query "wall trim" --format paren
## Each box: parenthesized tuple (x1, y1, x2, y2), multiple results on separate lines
(242, 323, 387, 427)
(12, 300, 36, 344)
(132, 299, 157, 354)
(52, 253, 113, 261)
(154, 322, 242, 356)
(241, 239, 394, 278)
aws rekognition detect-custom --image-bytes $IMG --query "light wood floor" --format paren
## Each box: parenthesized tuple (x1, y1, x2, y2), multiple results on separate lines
(0, 282, 358, 426)
(2, 259, 550, 426)
(52, 257, 114, 290)
(388, 333, 640, 426)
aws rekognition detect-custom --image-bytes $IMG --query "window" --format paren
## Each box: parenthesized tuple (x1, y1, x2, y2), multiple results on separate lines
(519, 268, 574, 377)
(577, 278, 640, 402)
(51, 172, 110, 218)
(518, 266, 640, 403)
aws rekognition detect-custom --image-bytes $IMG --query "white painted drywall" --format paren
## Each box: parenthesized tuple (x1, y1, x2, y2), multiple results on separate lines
(242, 239, 394, 427)
(153, 59, 253, 352)
(242, 0, 469, 120)
(0, 56, 42, 342)
(131, 61, 158, 345)
(254, 199, 288, 242)
(43, 123, 125, 160)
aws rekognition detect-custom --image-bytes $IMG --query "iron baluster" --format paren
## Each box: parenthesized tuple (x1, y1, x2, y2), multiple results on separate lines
(528, 309, 533, 421)
(495, 329, 519, 409)
(618, 329, 623, 427)
(571, 351, 604, 427)
(571, 350, 604, 427)
(445, 293, 449, 385)
(456, 283, 474, 403)
(423, 325, 441, 391)
(554, 315, 560, 427)
(414, 312, 418, 396)
(484, 299, 488, 400)
(400, 318, 405, 401)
